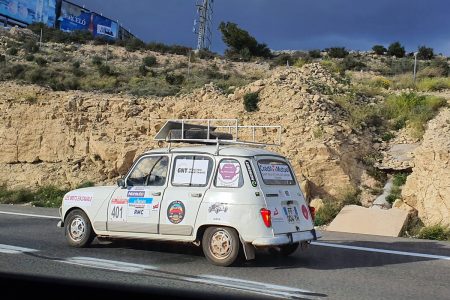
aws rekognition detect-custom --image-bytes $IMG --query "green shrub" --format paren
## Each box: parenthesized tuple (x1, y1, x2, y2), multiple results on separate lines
(417, 77, 450, 92)
(314, 200, 341, 226)
(243, 92, 259, 112)
(125, 38, 146, 52)
(384, 57, 414, 75)
(165, 73, 185, 85)
(0, 54, 5, 63)
(340, 55, 366, 71)
(387, 42, 405, 58)
(393, 172, 408, 186)
(326, 47, 349, 58)
(381, 132, 395, 141)
(25, 54, 35, 61)
(7, 47, 18, 56)
(372, 45, 387, 55)
(383, 93, 446, 137)
(8, 64, 26, 79)
(370, 76, 391, 89)
(72, 61, 81, 69)
(386, 185, 401, 204)
(32, 185, 68, 207)
(417, 224, 450, 241)
(308, 49, 321, 58)
(97, 64, 113, 76)
(417, 46, 434, 60)
(138, 65, 148, 76)
(196, 49, 217, 60)
(23, 40, 39, 53)
(35, 57, 47, 66)
(143, 55, 157, 67)
(92, 55, 103, 66)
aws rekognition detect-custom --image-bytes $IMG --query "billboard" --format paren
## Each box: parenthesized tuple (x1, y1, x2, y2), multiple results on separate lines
(0, 0, 56, 26)
(58, 0, 90, 32)
(92, 13, 118, 39)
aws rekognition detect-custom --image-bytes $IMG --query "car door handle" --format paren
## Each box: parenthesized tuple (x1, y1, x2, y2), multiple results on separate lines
(190, 193, 202, 198)
(151, 192, 161, 196)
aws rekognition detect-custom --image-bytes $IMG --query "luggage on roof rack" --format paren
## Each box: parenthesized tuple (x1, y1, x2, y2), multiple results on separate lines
(154, 119, 281, 147)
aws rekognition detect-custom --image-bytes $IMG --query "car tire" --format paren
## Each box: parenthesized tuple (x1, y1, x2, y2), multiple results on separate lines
(268, 242, 299, 256)
(202, 227, 240, 267)
(65, 209, 95, 248)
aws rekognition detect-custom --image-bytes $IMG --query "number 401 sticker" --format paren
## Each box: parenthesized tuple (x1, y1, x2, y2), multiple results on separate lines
(110, 198, 127, 222)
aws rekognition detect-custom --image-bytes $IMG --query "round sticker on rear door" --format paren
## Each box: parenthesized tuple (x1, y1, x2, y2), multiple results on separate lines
(301, 205, 309, 220)
(167, 201, 185, 224)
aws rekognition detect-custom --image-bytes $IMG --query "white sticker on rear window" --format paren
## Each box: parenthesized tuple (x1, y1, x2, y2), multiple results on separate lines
(173, 159, 209, 185)
(216, 161, 241, 187)
(258, 163, 293, 181)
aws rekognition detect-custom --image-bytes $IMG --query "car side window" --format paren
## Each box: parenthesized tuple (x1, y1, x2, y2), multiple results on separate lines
(215, 159, 243, 188)
(126, 156, 169, 187)
(171, 155, 213, 187)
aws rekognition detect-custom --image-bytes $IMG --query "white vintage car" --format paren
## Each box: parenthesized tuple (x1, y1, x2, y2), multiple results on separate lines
(59, 120, 319, 266)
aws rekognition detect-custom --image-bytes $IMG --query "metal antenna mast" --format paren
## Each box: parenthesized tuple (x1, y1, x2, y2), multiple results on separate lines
(194, 0, 214, 51)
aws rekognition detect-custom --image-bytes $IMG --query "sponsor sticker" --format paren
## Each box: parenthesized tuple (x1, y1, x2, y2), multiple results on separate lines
(173, 159, 209, 185)
(217, 161, 240, 187)
(64, 193, 93, 207)
(152, 203, 159, 211)
(127, 191, 145, 198)
(245, 160, 257, 187)
(259, 163, 293, 181)
(128, 197, 153, 217)
(207, 202, 229, 222)
(167, 201, 185, 224)
(301, 205, 309, 220)
(110, 198, 127, 222)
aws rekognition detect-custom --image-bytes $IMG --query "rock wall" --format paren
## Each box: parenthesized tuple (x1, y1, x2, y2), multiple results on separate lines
(0, 64, 369, 200)
(402, 108, 450, 226)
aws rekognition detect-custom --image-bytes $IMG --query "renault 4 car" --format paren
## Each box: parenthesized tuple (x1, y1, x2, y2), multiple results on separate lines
(59, 119, 319, 266)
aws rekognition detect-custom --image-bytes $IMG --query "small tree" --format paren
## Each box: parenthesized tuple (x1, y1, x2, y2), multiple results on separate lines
(417, 46, 434, 60)
(308, 49, 321, 59)
(243, 92, 259, 112)
(326, 47, 349, 58)
(372, 45, 387, 55)
(387, 42, 405, 58)
(219, 22, 271, 60)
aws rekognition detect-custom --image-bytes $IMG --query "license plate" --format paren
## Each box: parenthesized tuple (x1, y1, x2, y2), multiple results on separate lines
(283, 205, 300, 223)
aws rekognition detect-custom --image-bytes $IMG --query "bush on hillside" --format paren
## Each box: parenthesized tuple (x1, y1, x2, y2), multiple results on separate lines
(372, 45, 387, 55)
(326, 47, 349, 58)
(387, 42, 405, 58)
(308, 49, 321, 59)
(142, 55, 157, 67)
(417, 224, 450, 241)
(165, 73, 185, 85)
(243, 92, 259, 112)
(417, 46, 434, 60)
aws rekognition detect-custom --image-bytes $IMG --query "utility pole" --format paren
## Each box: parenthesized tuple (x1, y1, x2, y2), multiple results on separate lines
(413, 52, 418, 83)
(194, 0, 214, 51)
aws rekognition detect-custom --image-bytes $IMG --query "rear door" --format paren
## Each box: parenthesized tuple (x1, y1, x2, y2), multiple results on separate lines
(255, 157, 314, 234)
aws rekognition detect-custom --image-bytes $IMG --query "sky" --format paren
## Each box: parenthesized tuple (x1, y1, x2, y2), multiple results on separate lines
(71, 0, 450, 55)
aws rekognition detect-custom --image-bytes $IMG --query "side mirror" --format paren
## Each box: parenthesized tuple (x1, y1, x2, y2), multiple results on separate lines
(117, 178, 126, 188)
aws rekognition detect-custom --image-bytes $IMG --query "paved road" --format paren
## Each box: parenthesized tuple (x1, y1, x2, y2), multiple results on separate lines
(0, 204, 449, 300)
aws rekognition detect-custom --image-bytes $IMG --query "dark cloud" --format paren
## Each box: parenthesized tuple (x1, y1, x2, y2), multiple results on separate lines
(72, 0, 450, 55)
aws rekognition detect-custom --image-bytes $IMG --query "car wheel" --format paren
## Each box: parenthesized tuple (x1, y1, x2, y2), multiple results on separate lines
(202, 227, 240, 267)
(65, 209, 95, 248)
(268, 242, 299, 256)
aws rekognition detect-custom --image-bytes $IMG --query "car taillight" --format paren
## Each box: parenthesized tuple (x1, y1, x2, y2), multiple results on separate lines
(309, 206, 316, 222)
(260, 208, 271, 228)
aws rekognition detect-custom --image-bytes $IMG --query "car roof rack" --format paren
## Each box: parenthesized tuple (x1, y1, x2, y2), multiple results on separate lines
(154, 119, 282, 147)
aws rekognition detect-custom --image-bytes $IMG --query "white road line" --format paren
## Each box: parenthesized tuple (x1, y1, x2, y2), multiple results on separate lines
(0, 211, 60, 220)
(187, 274, 320, 299)
(0, 244, 38, 254)
(62, 257, 157, 273)
(311, 241, 450, 261)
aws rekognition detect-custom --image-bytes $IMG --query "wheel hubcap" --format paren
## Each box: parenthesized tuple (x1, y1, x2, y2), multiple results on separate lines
(210, 230, 232, 259)
(69, 216, 86, 242)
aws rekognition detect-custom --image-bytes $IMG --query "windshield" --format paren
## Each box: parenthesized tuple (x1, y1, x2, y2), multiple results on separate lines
(257, 159, 296, 185)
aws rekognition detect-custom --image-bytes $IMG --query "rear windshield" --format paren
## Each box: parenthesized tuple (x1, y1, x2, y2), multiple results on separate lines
(257, 159, 295, 185)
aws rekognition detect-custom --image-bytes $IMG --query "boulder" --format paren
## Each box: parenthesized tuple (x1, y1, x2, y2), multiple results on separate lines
(327, 205, 410, 237)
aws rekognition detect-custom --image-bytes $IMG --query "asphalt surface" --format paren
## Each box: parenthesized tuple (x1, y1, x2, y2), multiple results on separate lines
(0, 204, 449, 300)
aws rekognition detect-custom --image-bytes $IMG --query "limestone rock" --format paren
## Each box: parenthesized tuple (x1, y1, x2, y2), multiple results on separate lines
(402, 108, 450, 226)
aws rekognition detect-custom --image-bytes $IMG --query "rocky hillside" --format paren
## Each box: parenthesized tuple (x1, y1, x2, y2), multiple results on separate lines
(1, 27, 449, 232)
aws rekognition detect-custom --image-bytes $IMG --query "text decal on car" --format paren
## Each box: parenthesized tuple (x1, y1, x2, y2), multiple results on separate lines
(245, 160, 257, 187)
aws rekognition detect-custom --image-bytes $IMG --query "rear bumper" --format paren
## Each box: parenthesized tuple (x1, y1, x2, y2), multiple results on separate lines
(252, 229, 321, 247)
